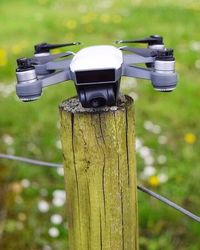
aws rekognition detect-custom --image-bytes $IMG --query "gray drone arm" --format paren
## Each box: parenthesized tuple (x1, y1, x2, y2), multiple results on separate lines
(123, 64, 151, 80)
(41, 69, 71, 87)
(34, 59, 72, 75)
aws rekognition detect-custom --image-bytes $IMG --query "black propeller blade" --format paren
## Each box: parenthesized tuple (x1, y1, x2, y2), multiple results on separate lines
(34, 42, 81, 53)
(116, 35, 163, 46)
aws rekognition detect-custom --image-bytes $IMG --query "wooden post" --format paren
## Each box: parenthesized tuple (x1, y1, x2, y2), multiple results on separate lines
(59, 95, 138, 250)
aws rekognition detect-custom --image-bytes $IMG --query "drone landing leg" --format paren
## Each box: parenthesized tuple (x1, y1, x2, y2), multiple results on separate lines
(59, 95, 138, 250)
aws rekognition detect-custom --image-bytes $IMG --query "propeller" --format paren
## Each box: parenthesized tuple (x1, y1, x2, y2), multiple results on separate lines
(34, 42, 81, 54)
(116, 35, 163, 46)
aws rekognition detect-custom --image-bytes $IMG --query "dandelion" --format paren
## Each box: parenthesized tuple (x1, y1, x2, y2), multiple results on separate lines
(184, 133, 196, 144)
(38, 200, 49, 213)
(100, 14, 110, 23)
(11, 45, 24, 55)
(148, 175, 160, 187)
(0, 48, 7, 66)
(48, 227, 59, 238)
(50, 214, 63, 225)
(81, 12, 96, 24)
(65, 20, 77, 30)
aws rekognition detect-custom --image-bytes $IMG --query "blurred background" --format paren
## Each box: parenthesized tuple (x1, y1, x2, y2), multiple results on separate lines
(0, 0, 200, 249)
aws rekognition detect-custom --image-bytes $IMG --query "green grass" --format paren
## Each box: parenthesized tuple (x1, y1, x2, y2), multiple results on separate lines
(0, 0, 200, 249)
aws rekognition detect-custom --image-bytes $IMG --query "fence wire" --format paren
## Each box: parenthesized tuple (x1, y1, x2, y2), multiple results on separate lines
(0, 153, 200, 223)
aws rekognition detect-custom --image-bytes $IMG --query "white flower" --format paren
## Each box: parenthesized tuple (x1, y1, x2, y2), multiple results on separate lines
(48, 227, 59, 238)
(2, 134, 14, 145)
(157, 155, 167, 165)
(152, 125, 161, 134)
(56, 140, 62, 149)
(52, 197, 65, 207)
(38, 200, 49, 213)
(135, 138, 142, 151)
(50, 214, 63, 225)
(144, 155, 154, 165)
(139, 146, 151, 158)
(21, 179, 30, 188)
(52, 190, 66, 207)
(143, 166, 156, 177)
(190, 41, 200, 51)
(144, 121, 154, 131)
(0, 83, 15, 97)
(158, 135, 168, 145)
(158, 173, 168, 183)
(57, 167, 64, 176)
(53, 190, 66, 200)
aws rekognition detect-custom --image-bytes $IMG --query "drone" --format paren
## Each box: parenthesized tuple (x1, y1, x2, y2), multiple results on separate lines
(16, 35, 177, 108)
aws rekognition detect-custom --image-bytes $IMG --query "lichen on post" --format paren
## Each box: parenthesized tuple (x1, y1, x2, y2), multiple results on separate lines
(59, 95, 138, 250)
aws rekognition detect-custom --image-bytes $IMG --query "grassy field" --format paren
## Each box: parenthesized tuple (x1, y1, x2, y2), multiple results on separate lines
(0, 0, 200, 249)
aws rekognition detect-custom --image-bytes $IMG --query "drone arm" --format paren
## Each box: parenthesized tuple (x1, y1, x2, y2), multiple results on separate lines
(41, 70, 71, 88)
(123, 65, 151, 80)
(46, 59, 72, 70)
(123, 54, 154, 65)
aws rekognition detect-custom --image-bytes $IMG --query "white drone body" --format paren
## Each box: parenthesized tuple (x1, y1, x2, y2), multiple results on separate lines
(70, 45, 123, 72)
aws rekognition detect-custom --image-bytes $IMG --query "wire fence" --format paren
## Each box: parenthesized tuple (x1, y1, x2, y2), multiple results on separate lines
(0, 152, 200, 223)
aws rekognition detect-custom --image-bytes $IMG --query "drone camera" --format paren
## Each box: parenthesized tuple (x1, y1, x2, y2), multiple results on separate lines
(74, 69, 119, 108)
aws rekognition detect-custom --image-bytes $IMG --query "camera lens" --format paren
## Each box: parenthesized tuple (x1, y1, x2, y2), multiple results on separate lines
(90, 97, 106, 108)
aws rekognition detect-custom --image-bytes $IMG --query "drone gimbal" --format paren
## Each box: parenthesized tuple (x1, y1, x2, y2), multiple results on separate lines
(16, 35, 178, 108)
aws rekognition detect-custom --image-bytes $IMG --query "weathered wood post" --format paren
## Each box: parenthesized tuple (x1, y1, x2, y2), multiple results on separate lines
(59, 95, 138, 250)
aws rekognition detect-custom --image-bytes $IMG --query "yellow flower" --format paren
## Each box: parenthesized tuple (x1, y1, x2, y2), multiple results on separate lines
(100, 14, 110, 24)
(184, 133, 196, 144)
(65, 20, 77, 30)
(0, 48, 7, 66)
(148, 175, 160, 187)
(81, 12, 96, 24)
